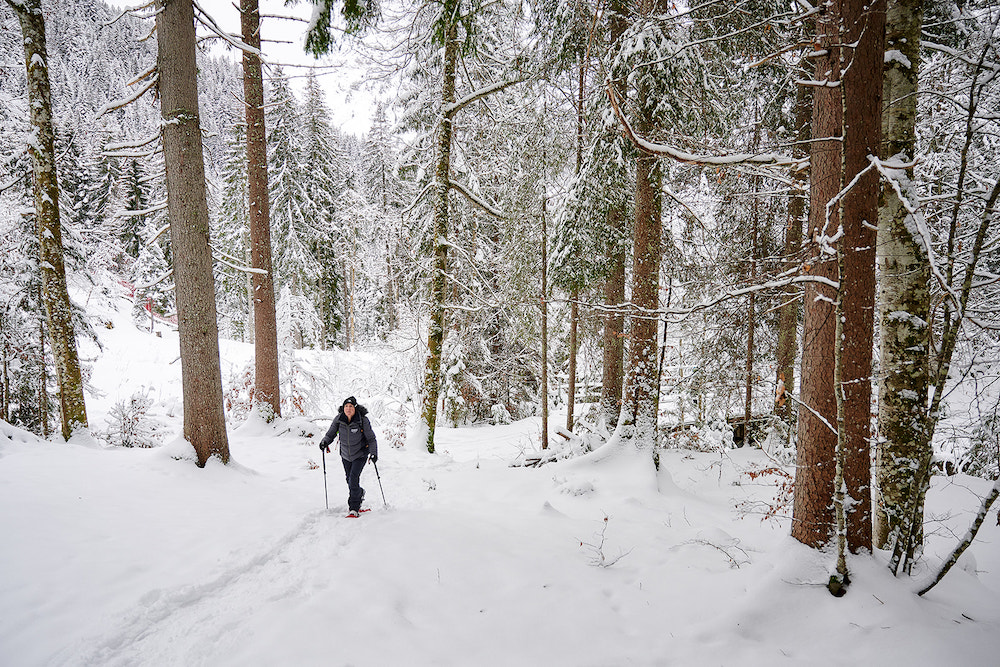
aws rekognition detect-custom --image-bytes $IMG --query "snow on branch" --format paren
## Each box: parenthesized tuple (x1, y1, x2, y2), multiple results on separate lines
(118, 202, 168, 219)
(449, 179, 505, 218)
(96, 72, 158, 119)
(134, 267, 173, 291)
(104, 132, 160, 154)
(211, 246, 268, 276)
(444, 77, 527, 116)
(606, 81, 804, 170)
(192, 1, 263, 59)
(102, 3, 159, 28)
(924, 41, 1000, 74)
(916, 478, 1000, 597)
(401, 182, 434, 217)
(558, 271, 838, 326)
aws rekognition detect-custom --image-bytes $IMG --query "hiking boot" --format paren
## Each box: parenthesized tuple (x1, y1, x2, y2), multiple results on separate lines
(348, 510, 360, 518)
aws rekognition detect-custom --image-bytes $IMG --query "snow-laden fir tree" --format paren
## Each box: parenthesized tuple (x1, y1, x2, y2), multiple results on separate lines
(214, 121, 252, 342)
(267, 68, 333, 349)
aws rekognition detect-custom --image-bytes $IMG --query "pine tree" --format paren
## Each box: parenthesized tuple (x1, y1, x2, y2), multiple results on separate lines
(215, 122, 252, 342)
(155, 0, 230, 466)
(241, 0, 280, 417)
(131, 220, 173, 330)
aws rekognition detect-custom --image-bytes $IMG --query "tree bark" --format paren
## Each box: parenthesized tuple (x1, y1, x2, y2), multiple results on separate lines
(157, 0, 231, 466)
(621, 0, 666, 453)
(623, 150, 662, 451)
(9, 0, 89, 440)
(601, 210, 626, 426)
(775, 68, 811, 421)
(839, 0, 886, 554)
(421, 8, 459, 453)
(744, 188, 758, 441)
(541, 186, 549, 449)
(792, 2, 842, 548)
(875, 0, 929, 554)
(567, 295, 579, 431)
(600, 0, 628, 429)
(241, 0, 281, 419)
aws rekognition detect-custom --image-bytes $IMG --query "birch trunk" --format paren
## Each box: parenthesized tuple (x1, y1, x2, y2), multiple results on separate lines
(8, 0, 89, 440)
(830, 241, 849, 596)
(241, 0, 281, 418)
(874, 0, 929, 553)
(157, 0, 230, 466)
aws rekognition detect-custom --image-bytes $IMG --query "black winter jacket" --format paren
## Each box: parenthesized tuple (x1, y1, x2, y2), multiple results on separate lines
(320, 404, 378, 462)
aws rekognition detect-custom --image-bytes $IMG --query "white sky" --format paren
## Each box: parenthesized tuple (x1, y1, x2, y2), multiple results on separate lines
(107, 0, 375, 135)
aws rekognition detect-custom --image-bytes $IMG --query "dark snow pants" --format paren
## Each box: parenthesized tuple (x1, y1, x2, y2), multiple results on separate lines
(342, 456, 367, 511)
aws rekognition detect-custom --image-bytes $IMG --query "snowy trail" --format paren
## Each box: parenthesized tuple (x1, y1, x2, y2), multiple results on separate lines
(62, 509, 361, 666)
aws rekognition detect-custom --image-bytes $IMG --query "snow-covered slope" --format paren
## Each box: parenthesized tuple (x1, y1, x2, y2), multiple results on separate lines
(1, 291, 998, 666)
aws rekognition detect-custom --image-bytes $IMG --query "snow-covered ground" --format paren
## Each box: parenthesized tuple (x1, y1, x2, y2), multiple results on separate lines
(2, 290, 999, 666)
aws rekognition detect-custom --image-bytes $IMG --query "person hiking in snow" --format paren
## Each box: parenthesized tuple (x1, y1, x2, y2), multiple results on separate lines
(319, 396, 378, 517)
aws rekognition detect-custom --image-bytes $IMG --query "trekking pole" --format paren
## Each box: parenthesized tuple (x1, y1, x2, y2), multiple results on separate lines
(322, 447, 329, 510)
(372, 459, 387, 507)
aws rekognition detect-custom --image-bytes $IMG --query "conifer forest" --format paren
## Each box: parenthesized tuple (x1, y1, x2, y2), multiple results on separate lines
(2, 0, 999, 600)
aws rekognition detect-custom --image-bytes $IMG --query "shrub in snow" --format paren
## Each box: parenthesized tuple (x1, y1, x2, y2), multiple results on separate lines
(104, 391, 164, 448)
(579, 516, 632, 568)
(663, 421, 732, 452)
(490, 403, 512, 425)
(758, 415, 795, 465)
(381, 406, 409, 449)
(224, 361, 312, 424)
(224, 366, 255, 423)
(959, 412, 1000, 480)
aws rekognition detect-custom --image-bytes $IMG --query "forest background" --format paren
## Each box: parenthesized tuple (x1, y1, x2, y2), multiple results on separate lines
(1, 0, 999, 600)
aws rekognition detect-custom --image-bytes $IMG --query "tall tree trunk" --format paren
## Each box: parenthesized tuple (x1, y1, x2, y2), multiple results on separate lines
(623, 151, 662, 451)
(541, 186, 549, 449)
(794, 0, 885, 555)
(156, 0, 231, 466)
(9, 0, 89, 440)
(621, 0, 666, 453)
(1, 313, 9, 422)
(567, 296, 579, 431)
(241, 0, 281, 418)
(39, 314, 48, 438)
(566, 56, 586, 435)
(792, 2, 842, 548)
(601, 221, 626, 426)
(775, 69, 811, 421)
(839, 0, 885, 554)
(874, 0, 928, 554)
(830, 237, 849, 595)
(744, 185, 758, 442)
(342, 260, 352, 350)
(600, 0, 628, 429)
(420, 10, 459, 453)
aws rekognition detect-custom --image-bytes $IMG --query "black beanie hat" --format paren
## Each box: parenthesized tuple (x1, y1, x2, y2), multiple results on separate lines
(342, 396, 357, 408)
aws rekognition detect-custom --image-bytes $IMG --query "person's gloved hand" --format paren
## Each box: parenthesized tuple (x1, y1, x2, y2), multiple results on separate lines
(369, 454, 378, 464)
(319, 443, 330, 453)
